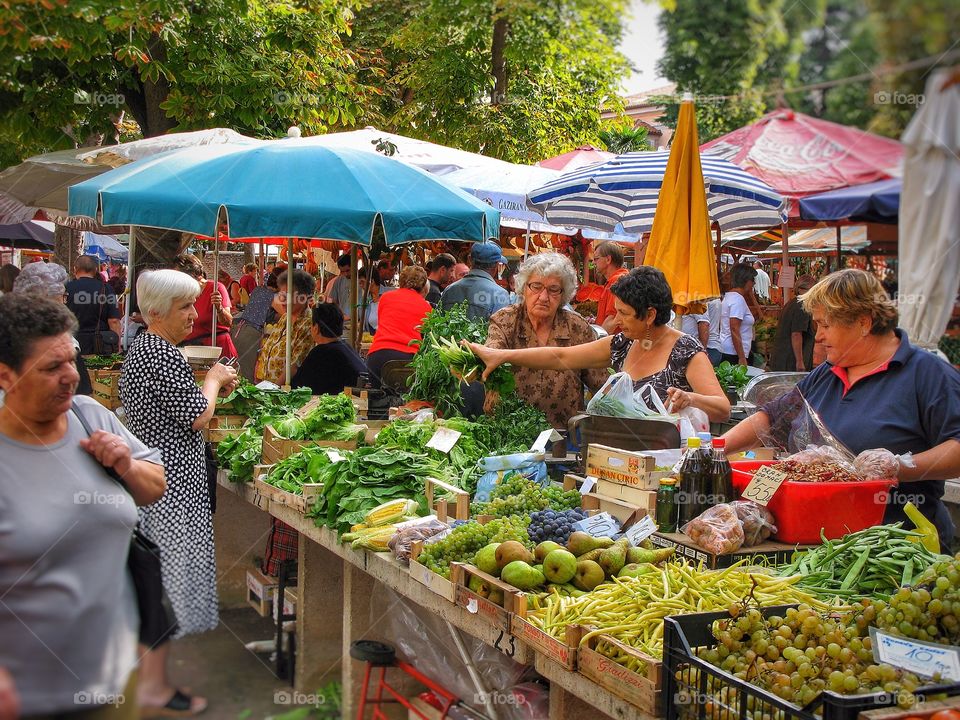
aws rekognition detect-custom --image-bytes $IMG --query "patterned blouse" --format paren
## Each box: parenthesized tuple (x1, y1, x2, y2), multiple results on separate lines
(609, 331, 703, 400)
(255, 311, 315, 385)
(487, 304, 609, 429)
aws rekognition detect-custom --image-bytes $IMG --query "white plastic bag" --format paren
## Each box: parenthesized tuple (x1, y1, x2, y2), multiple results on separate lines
(587, 372, 641, 417)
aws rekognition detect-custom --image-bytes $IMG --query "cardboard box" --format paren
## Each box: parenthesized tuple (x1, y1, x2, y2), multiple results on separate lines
(271, 586, 297, 622)
(246, 567, 278, 617)
(409, 542, 457, 603)
(578, 631, 662, 715)
(510, 616, 582, 671)
(585, 444, 671, 491)
(649, 532, 810, 569)
(450, 563, 519, 632)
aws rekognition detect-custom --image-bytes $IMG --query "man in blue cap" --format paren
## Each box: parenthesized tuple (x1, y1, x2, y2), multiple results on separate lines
(440, 242, 511, 321)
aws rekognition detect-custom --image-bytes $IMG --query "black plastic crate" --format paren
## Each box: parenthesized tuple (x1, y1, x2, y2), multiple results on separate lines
(663, 605, 960, 720)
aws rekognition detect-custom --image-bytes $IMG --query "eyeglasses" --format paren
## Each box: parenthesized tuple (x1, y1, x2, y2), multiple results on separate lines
(526, 282, 563, 297)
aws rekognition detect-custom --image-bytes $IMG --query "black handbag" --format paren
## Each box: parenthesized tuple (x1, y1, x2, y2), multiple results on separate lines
(71, 403, 179, 648)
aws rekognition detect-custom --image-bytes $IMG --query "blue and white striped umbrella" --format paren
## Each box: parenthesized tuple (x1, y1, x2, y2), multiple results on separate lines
(526, 151, 787, 234)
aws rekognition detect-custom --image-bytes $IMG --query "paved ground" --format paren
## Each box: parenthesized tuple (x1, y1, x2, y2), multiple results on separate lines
(168, 608, 312, 720)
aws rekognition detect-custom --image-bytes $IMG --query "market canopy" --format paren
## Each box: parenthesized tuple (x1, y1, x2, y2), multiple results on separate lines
(537, 145, 615, 173)
(799, 178, 900, 223)
(0, 220, 55, 250)
(68, 138, 499, 246)
(756, 226, 870, 255)
(526, 150, 787, 234)
(83, 231, 128, 262)
(701, 109, 903, 217)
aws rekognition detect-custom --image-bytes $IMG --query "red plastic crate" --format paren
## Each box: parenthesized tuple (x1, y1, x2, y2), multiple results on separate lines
(730, 461, 895, 544)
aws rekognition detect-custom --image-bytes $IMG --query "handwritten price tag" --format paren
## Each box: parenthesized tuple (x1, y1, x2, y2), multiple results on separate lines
(426, 427, 462, 454)
(625, 515, 658, 545)
(870, 628, 960, 681)
(573, 511, 620, 539)
(740, 465, 788, 506)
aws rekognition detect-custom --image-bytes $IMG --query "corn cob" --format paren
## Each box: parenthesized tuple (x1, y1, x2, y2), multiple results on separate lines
(362, 498, 418, 527)
(351, 526, 397, 551)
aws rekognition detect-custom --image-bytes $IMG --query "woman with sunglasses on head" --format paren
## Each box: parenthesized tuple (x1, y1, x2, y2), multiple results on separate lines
(472, 264, 731, 424)
(482, 252, 609, 428)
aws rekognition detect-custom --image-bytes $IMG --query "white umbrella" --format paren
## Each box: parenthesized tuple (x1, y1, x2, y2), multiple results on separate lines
(898, 68, 960, 349)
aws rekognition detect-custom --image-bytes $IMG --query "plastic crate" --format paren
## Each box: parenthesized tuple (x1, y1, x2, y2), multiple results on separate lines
(731, 461, 894, 544)
(662, 605, 960, 720)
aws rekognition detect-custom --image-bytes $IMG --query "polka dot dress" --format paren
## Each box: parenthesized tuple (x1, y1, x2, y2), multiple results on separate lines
(119, 332, 218, 638)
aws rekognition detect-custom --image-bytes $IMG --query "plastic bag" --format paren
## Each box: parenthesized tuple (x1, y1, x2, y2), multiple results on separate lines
(587, 372, 642, 417)
(681, 503, 745, 554)
(389, 516, 450, 564)
(757, 387, 858, 465)
(730, 500, 777, 546)
(854, 448, 914, 480)
(473, 451, 547, 503)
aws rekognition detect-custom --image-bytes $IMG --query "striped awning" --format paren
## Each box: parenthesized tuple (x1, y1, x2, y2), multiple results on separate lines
(526, 151, 787, 234)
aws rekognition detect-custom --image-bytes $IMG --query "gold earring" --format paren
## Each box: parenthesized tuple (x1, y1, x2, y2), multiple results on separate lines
(640, 327, 653, 350)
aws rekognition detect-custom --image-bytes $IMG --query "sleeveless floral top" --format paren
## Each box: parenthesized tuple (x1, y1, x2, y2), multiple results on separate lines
(609, 332, 703, 400)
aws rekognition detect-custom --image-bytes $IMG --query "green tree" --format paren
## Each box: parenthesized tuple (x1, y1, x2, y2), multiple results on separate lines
(654, 0, 787, 141)
(598, 122, 650, 153)
(363, 0, 631, 163)
(0, 0, 385, 163)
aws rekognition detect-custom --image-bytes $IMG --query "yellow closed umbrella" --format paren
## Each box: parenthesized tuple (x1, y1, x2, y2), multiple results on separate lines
(644, 94, 719, 314)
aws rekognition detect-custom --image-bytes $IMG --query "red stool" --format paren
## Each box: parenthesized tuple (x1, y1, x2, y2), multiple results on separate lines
(350, 640, 458, 720)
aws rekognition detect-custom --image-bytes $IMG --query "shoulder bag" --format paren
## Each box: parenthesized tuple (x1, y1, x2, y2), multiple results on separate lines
(71, 402, 178, 648)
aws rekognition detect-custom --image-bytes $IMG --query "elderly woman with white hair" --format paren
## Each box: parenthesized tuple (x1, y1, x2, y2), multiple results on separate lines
(11, 261, 94, 396)
(485, 252, 609, 428)
(119, 269, 238, 717)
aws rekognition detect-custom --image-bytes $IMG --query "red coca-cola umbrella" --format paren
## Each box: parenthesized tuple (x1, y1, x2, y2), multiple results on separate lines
(701, 109, 903, 217)
(537, 145, 615, 173)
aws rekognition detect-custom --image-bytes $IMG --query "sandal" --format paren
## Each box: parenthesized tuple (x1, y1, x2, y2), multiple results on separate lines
(141, 689, 208, 718)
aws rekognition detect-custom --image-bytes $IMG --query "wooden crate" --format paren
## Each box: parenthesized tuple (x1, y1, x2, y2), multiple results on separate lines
(585, 444, 671, 491)
(253, 470, 323, 514)
(425, 477, 470, 522)
(204, 414, 249, 443)
(564, 475, 650, 526)
(90, 369, 122, 410)
(246, 567, 279, 617)
(343, 387, 370, 418)
(260, 424, 360, 465)
(450, 563, 520, 632)
(594, 480, 658, 515)
(510, 613, 582, 670)
(408, 541, 457, 602)
(578, 631, 662, 715)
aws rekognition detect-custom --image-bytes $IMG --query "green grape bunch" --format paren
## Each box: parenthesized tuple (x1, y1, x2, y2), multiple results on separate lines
(469, 474, 581, 518)
(417, 516, 530, 579)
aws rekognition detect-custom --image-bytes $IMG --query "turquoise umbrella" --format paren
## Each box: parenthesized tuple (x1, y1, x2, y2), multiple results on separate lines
(68, 137, 500, 383)
(67, 137, 499, 244)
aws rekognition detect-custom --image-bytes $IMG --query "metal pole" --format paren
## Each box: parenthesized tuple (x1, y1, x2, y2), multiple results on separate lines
(349, 246, 359, 350)
(835, 226, 842, 271)
(285, 237, 293, 388)
(781, 221, 790, 306)
(122, 226, 137, 351)
(523, 221, 531, 260)
(211, 238, 220, 347)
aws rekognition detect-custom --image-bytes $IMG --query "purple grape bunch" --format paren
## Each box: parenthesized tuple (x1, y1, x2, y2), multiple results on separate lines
(527, 507, 589, 545)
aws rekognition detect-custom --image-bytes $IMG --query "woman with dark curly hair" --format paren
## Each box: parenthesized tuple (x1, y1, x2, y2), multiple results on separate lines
(469, 266, 730, 422)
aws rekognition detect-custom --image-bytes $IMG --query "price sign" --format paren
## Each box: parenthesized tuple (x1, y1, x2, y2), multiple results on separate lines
(870, 628, 960, 681)
(579, 475, 598, 495)
(778, 266, 796, 289)
(740, 465, 788, 506)
(572, 511, 620, 539)
(426, 427, 462, 454)
(530, 428, 562, 453)
(325, 449, 346, 463)
(625, 515, 658, 545)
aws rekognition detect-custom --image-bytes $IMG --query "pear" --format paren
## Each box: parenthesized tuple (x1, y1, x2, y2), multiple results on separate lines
(576, 548, 605, 563)
(488, 588, 505, 606)
(572, 560, 605, 591)
(496, 540, 534, 570)
(474, 543, 501, 576)
(501, 560, 545, 590)
(566, 531, 614, 557)
(598, 538, 629, 577)
(468, 574, 492, 598)
(542, 549, 577, 584)
(626, 546, 675, 565)
(618, 563, 655, 579)
(534, 540, 563, 562)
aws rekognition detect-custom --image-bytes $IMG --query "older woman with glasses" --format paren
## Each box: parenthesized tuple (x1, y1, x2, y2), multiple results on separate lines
(484, 253, 609, 428)
(473, 265, 731, 423)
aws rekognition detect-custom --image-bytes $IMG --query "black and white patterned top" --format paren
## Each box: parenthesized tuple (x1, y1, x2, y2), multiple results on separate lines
(119, 332, 218, 638)
(609, 331, 703, 400)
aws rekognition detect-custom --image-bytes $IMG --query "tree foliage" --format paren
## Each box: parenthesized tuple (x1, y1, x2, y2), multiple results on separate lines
(363, 0, 631, 163)
(598, 122, 650, 153)
(0, 0, 386, 163)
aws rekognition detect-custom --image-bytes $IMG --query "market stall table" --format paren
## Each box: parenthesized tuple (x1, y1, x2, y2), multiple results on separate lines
(215, 471, 656, 720)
